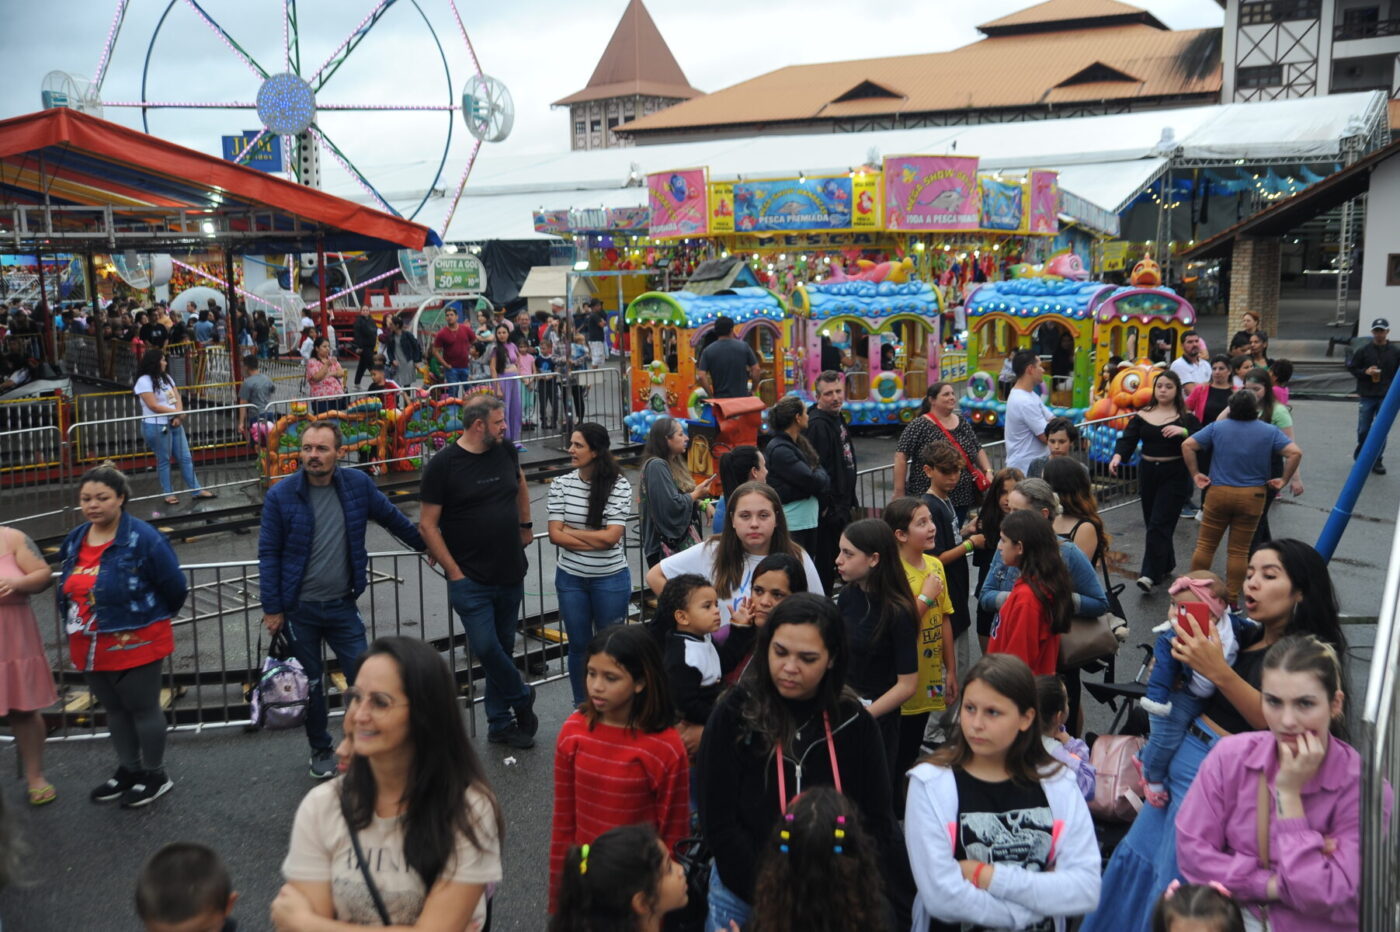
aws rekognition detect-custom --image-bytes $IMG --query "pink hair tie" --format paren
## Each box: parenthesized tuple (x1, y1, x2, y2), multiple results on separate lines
(1168, 576, 1227, 622)
(1164, 879, 1233, 900)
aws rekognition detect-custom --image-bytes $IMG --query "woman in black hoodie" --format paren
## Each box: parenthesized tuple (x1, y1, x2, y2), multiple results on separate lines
(696, 592, 903, 931)
(763, 396, 830, 556)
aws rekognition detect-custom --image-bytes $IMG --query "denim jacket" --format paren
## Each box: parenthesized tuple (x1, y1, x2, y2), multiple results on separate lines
(977, 540, 1108, 618)
(56, 512, 188, 635)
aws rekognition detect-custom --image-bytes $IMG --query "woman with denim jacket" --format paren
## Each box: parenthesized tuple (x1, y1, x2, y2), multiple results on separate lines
(57, 463, 187, 809)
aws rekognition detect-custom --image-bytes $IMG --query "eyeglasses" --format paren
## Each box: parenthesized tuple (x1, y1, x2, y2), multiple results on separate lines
(344, 688, 406, 714)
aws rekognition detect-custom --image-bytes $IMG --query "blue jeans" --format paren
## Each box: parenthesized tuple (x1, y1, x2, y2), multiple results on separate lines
(1358, 395, 1387, 456)
(555, 566, 632, 704)
(448, 576, 529, 735)
(285, 597, 368, 752)
(445, 367, 471, 394)
(1139, 693, 1206, 785)
(141, 422, 202, 496)
(707, 862, 752, 931)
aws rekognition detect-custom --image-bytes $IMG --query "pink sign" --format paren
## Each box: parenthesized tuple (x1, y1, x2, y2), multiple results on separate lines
(883, 155, 980, 231)
(1029, 170, 1060, 234)
(647, 168, 708, 238)
(532, 210, 568, 234)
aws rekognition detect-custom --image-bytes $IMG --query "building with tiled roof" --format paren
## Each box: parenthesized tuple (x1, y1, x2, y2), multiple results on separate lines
(615, 0, 1222, 144)
(552, 0, 703, 150)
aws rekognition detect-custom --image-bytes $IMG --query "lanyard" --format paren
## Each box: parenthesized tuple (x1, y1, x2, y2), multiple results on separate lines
(775, 710, 842, 810)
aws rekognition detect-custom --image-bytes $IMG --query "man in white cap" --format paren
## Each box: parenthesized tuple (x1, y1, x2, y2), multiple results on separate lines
(1348, 317, 1400, 474)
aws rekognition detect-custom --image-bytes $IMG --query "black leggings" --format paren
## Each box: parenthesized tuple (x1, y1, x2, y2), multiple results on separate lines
(86, 660, 167, 772)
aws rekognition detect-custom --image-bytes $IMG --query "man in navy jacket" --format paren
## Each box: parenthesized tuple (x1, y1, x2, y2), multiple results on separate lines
(258, 421, 427, 777)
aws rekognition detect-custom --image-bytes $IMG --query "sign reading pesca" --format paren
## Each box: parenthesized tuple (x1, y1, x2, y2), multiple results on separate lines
(710, 174, 880, 234)
(883, 155, 981, 231)
(430, 255, 487, 294)
(220, 131, 283, 172)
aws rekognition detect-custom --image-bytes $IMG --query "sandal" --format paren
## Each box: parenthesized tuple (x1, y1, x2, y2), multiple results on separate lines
(193, 491, 217, 500)
(27, 783, 56, 807)
(163, 496, 180, 505)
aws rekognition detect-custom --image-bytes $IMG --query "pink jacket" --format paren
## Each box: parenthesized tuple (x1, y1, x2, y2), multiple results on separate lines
(1175, 731, 1383, 932)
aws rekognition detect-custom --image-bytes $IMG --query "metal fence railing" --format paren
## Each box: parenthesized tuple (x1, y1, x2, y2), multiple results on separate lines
(1360, 497, 1400, 928)
(21, 517, 649, 741)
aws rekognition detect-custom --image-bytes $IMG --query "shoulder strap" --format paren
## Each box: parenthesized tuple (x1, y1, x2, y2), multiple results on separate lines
(1255, 771, 1271, 869)
(343, 803, 392, 926)
(927, 414, 978, 475)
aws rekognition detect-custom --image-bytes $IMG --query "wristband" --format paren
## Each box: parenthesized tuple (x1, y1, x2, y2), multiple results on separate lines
(964, 540, 975, 553)
(519, 521, 533, 528)
(973, 862, 986, 889)
(917, 593, 935, 608)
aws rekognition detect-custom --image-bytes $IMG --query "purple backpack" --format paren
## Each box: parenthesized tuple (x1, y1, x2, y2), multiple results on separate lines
(248, 631, 310, 730)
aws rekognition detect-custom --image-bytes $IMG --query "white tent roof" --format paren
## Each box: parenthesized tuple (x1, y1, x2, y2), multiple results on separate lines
(331, 91, 1388, 242)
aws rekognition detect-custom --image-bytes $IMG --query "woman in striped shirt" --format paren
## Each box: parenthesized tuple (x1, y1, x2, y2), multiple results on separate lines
(548, 422, 635, 704)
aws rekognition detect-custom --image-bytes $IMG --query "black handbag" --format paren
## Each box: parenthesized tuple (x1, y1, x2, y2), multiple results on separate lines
(664, 834, 711, 932)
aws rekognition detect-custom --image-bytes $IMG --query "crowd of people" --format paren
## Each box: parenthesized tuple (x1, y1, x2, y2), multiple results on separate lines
(0, 302, 1387, 931)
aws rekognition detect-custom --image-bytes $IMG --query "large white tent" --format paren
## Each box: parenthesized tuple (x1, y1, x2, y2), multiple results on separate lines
(331, 91, 1390, 242)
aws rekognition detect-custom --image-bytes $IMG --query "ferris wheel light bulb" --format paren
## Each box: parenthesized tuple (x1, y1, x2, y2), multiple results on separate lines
(256, 72, 316, 135)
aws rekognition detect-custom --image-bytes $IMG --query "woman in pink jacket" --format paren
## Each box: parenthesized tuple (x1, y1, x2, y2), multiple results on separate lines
(1175, 634, 1383, 931)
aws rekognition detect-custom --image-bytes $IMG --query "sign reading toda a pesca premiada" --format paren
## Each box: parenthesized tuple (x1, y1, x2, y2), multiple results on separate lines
(430, 254, 487, 294)
(883, 155, 981, 232)
(647, 168, 709, 238)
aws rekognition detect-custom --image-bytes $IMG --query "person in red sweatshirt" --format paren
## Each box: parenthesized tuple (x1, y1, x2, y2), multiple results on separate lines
(985, 510, 1074, 676)
(549, 624, 689, 913)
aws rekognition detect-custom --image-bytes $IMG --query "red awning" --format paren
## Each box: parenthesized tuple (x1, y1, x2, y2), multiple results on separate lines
(0, 108, 440, 253)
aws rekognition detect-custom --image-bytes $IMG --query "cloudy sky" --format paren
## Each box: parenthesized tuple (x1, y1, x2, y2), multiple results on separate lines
(3, 0, 1224, 209)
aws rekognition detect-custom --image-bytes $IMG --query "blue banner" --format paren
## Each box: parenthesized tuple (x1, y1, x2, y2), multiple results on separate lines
(980, 179, 1024, 231)
(220, 131, 283, 172)
(731, 177, 857, 232)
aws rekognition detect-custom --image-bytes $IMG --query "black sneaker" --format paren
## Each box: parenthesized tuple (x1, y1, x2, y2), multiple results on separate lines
(309, 747, 338, 779)
(487, 726, 536, 749)
(120, 770, 173, 808)
(515, 685, 539, 738)
(91, 766, 139, 803)
(1374, 460, 1387, 475)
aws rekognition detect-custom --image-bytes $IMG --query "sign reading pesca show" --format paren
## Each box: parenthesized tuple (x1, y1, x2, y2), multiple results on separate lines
(220, 131, 284, 172)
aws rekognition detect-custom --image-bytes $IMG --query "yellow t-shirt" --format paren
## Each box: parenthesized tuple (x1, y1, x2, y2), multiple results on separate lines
(901, 554, 955, 715)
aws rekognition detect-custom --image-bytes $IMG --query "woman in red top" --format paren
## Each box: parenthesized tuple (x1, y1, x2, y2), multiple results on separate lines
(550, 624, 689, 914)
(986, 510, 1074, 675)
(56, 464, 187, 809)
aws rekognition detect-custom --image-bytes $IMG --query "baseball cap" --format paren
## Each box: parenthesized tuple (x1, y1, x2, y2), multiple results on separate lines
(1372, 318, 1390, 331)
(549, 297, 565, 308)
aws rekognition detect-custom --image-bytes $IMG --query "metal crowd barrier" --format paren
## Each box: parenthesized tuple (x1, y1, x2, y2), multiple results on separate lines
(1360, 497, 1400, 928)
(25, 517, 649, 741)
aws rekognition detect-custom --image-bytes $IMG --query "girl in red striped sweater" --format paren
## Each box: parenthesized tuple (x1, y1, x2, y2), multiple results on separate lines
(550, 625, 690, 913)
(986, 510, 1075, 676)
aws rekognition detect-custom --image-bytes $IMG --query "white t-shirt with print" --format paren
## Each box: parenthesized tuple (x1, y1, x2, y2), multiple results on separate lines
(282, 780, 501, 929)
(133, 375, 178, 425)
(656, 538, 824, 624)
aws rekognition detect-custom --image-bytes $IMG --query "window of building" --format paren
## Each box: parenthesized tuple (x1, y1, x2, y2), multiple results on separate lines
(1240, 0, 1320, 25)
(607, 117, 619, 131)
(590, 119, 601, 132)
(1237, 64, 1284, 88)
(623, 102, 635, 117)
(574, 121, 585, 135)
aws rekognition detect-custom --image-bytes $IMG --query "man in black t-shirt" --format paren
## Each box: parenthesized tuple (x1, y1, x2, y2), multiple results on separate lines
(697, 315, 760, 399)
(418, 394, 539, 748)
(806, 370, 858, 593)
(583, 298, 607, 368)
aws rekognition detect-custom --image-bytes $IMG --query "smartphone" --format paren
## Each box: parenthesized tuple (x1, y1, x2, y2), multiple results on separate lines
(1177, 602, 1212, 637)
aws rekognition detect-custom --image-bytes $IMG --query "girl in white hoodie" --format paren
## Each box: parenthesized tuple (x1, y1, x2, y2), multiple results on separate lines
(905, 653, 1100, 932)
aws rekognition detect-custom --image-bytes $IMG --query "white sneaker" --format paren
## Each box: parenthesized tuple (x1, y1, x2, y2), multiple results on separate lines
(1193, 508, 1204, 522)
(1136, 576, 1153, 593)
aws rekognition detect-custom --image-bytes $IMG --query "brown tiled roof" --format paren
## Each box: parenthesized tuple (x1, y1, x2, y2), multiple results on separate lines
(978, 0, 1167, 35)
(617, 24, 1220, 134)
(553, 0, 703, 106)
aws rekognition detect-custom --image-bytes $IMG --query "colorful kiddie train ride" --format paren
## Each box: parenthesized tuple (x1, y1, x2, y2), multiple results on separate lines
(622, 287, 789, 479)
(960, 255, 1196, 460)
(789, 257, 949, 427)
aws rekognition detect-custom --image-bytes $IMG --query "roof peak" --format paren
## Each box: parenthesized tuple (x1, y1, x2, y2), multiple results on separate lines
(978, 0, 1167, 36)
(553, 0, 703, 106)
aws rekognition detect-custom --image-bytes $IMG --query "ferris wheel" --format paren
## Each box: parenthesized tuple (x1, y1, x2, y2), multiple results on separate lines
(84, 0, 513, 233)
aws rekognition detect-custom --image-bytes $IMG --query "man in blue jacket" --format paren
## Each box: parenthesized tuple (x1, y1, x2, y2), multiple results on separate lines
(258, 421, 427, 777)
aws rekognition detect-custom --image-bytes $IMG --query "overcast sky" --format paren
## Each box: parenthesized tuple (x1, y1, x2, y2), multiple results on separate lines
(3, 0, 1224, 216)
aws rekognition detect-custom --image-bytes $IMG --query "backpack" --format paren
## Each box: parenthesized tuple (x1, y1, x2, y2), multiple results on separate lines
(1088, 734, 1145, 822)
(247, 631, 310, 730)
